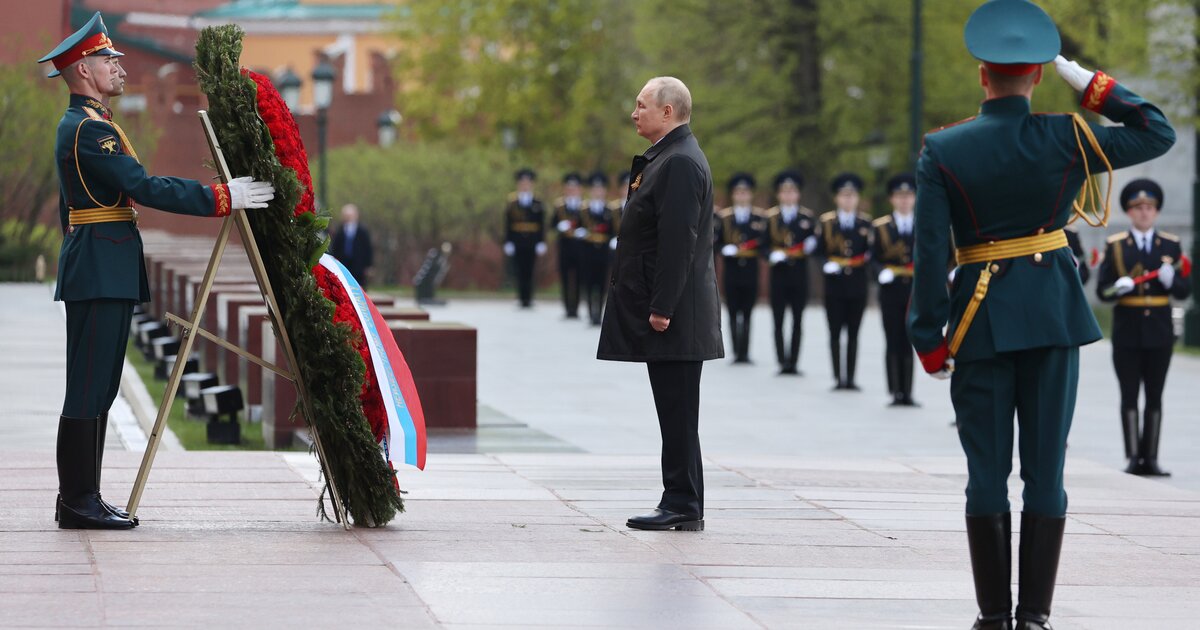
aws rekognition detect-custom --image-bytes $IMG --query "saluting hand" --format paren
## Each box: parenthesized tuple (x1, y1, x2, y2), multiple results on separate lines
(649, 313, 670, 332)
(1054, 55, 1095, 92)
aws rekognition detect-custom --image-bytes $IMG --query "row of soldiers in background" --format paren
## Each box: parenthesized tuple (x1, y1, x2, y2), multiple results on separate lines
(502, 168, 627, 325)
(716, 170, 924, 406)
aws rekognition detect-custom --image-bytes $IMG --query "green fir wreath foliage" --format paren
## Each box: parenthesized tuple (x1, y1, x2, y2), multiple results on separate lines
(194, 25, 403, 526)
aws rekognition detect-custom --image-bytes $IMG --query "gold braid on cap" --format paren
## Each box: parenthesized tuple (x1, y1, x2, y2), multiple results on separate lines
(1067, 112, 1112, 228)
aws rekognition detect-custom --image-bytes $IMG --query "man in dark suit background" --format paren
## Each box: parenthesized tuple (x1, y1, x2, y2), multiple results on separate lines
(598, 76, 723, 532)
(329, 203, 375, 289)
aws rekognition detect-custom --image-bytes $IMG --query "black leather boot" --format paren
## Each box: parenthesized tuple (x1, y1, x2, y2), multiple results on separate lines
(885, 354, 900, 405)
(830, 337, 844, 389)
(1136, 409, 1170, 476)
(57, 416, 136, 530)
(1120, 408, 1141, 474)
(1015, 512, 1065, 630)
(844, 336, 860, 390)
(966, 513, 1013, 630)
(96, 412, 137, 524)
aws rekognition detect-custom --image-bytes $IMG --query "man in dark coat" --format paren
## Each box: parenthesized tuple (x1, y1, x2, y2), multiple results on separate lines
(598, 76, 723, 532)
(329, 203, 375, 289)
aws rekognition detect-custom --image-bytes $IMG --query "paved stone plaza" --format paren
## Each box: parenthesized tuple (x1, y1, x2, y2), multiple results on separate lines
(2, 283, 1199, 629)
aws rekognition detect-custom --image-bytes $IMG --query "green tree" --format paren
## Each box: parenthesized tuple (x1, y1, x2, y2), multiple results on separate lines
(392, 0, 642, 170)
(0, 64, 62, 259)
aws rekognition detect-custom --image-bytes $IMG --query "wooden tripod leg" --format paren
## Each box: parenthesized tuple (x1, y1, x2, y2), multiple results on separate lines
(233, 210, 351, 529)
(127, 213, 236, 518)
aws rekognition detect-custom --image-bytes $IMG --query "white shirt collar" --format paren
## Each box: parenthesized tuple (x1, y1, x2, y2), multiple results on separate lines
(589, 199, 606, 213)
(894, 212, 913, 231)
(837, 209, 856, 227)
(517, 191, 533, 206)
(1131, 227, 1155, 249)
(734, 206, 752, 222)
(565, 196, 581, 211)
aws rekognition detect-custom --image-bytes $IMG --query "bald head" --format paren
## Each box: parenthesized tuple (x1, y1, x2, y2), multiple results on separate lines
(632, 76, 692, 143)
(644, 76, 691, 123)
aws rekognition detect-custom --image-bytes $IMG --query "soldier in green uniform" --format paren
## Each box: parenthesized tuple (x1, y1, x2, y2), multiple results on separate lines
(763, 170, 818, 375)
(1096, 179, 1191, 477)
(580, 171, 619, 326)
(503, 168, 548, 308)
(871, 173, 918, 406)
(39, 12, 275, 530)
(714, 173, 766, 363)
(818, 173, 872, 390)
(907, 2, 1174, 628)
(552, 173, 585, 318)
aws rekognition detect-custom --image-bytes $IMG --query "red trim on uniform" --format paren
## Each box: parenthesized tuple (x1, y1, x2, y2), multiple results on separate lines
(984, 62, 1038, 76)
(51, 33, 114, 72)
(921, 117, 976, 151)
(211, 184, 231, 217)
(1081, 71, 1116, 113)
(937, 163, 999, 242)
(917, 339, 950, 374)
(1045, 150, 1079, 231)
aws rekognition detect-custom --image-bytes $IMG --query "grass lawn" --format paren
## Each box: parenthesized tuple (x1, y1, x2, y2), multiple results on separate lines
(124, 339, 297, 451)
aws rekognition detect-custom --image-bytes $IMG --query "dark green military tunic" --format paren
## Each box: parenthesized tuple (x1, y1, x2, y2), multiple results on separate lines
(55, 94, 229, 418)
(908, 76, 1175, 516)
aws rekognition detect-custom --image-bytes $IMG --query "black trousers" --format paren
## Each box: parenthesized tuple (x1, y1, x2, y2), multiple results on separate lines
(725, 262, 759, 361)
(581, 245, 610, 325)
(64, 299, 135, 418)
(880, 285, 914, 397)
(513, 246, 537, 307)
(825, 295, 866, 384)
(558, 241, 581, 317)
(647, 361, 704, 517)
(769, 263, 808, 369)
(1112, 345, 1173, 412)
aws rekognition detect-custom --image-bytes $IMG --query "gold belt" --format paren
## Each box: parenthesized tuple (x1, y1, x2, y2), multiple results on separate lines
(69, 207, 137, 226)
(949, 229, 1068, 356)
(955, 230, 1067, 265)
(1118, 296, 1170, 308)
(828, 256, 866, 267)
(885, 265, 914, 277)
(510, 223, 539, 233)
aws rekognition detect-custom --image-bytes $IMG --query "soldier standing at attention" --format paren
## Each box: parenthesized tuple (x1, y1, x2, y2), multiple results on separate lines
(1096, 179, 1190, 477)
(871, 173, 919, 406)
(907, 2, 1174, 628)
(580, 171, 619, 326)
(764, 170, 818, 375)
(715, 174, 766, 364)
(502, 168, 547, 308)
(552, 172, 585, 318)
(39, 12, 275, 530)
(819, 173, 872, 390)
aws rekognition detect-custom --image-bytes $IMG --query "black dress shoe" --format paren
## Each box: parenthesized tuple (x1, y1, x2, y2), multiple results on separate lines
(1015, 621, 1051, 630)
(844, 382, 861, 391)
(778, 366, 799, 375)
(627, 508, 704, 531)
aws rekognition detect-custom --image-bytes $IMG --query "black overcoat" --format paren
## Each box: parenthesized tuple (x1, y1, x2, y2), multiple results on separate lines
(597, 124, 724, 362)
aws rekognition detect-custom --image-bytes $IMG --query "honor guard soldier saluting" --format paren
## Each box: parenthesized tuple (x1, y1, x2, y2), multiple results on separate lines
(764, 170, 818, 375)
(580, 171, 619, 326)
(1096, 179, 1191, 477)
(502, 168, 547, 308)
(39, 12, 275, 530)
(715, 173, 766, 363)
(819, 173, 872, 390)
(552, 172, 586, 318)
(872, 173, 919, 406)
(907, 2, 1174, 628)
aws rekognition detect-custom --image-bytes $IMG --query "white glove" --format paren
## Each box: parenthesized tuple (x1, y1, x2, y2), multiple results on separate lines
(803, 235, 818, 255)
(573, 227, 588, 239)
(535, 242, 547, 256)
(948, 267, 958, 284)
(1158, 263, 1175, 289)
(227, 176, 275, 210)
(720, 244, 738, 257)
(878, 268, 895, 285)
(931, 358, 955, 381)
(1113, 276, 1135, 296)
(503, 242, 515, 257)
(609, 238, 618, 251)
(823, 261, 841, 275)
(556, 220, 572, 233)
(769, 250, 787, 265)
(1054, 55, 1095, 92)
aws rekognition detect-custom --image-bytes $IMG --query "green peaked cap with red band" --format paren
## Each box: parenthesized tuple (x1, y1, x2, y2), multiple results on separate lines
(38, 11, 124, 79)
(965, 0, 1060, 76)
